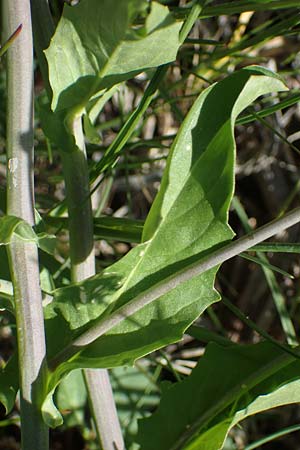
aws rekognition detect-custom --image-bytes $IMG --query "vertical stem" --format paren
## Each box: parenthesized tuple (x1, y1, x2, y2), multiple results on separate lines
(61, 115, 95, 280)
(3, 0, 48, 449)
(62, 115, 124, 450)
(29, 0, 124, 446)
(84, 369, 124, 450)
(30, 0, 54, 96)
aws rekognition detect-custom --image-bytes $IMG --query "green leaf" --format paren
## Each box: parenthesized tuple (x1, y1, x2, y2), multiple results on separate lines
(43, 363, 160, 431)
(83, 113, 102, 144)
(36, 233, 57, 255)
(42, 388, 63, 428)
(136, 342, 300, 450)
(0, 215, 37, 245)
(39, 102, 76, 153)
(45, 0, 182, 113)
(0, 186, 6, 214)
(0, 215, 56, 256)
(0, 354, 19, 415)
(45, 67, 287, 379)
(87, 84, 120, 125)
(55, 369, 87, 428)
(44, 215, 144, 243)
(111, 365, 160, 443)
(0, 247, 11, 281)
(0, 294, 14, 315)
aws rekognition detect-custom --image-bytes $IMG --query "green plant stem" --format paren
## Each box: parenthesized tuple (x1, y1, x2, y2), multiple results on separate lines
(3, 1, 48, 448)
(244, 423, 300, 450)
(84, 369, 124, 450)
(252, 242, 300, 253)
(61, 149, 95, 280)
(175, 1, 300, 18)
(178, 0, 207, 44)
(237, 92, 300, 126)
(222, 297, 300, 361)
(29, 1, 124, 446)
(63, 114, 124, 450)
(240, 252, 294, 279)
(30, 0, 54, 96)
(92, 65, 168, 176)
(50, 206, 300, 367)
(0, 24, 22, 58)
(45, 214, 144, 243)
(188, 325, 232, 347)
(233, 196, 297, 345)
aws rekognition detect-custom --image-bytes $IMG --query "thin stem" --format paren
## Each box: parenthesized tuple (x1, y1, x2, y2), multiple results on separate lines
(222, 297, 300, 361)
(233, 196, 297, 345)
(0, 24, 22, 58)
(50, 206, 300, 366)
(179, 0, 207, 44)
(251, 242, 300, 253)
(29, 2, 124, 447)
(175, 1, 300, 19)
(63, 115, 124, 450)
(83, 369, 124, 450)
(30, 0, 54, 97)
(3, 1, 48, 448)
(188, 325, 232, 347)
(61, 136, 95, 280)
(244, 424, 300, 450)
(92, 65, 168, 177)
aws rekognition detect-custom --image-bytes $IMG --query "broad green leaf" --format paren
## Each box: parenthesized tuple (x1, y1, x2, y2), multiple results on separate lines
(136, 342, 300, 450)
(45, 67, 287, 380)
(45, 0, 182, 112)
(40, 267, 56, 294)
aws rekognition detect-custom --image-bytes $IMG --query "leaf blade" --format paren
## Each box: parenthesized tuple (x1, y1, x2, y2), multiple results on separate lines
(45, 67, 287, 376)
(137, 342, 300, 450)
(45, 0, 182, 112)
